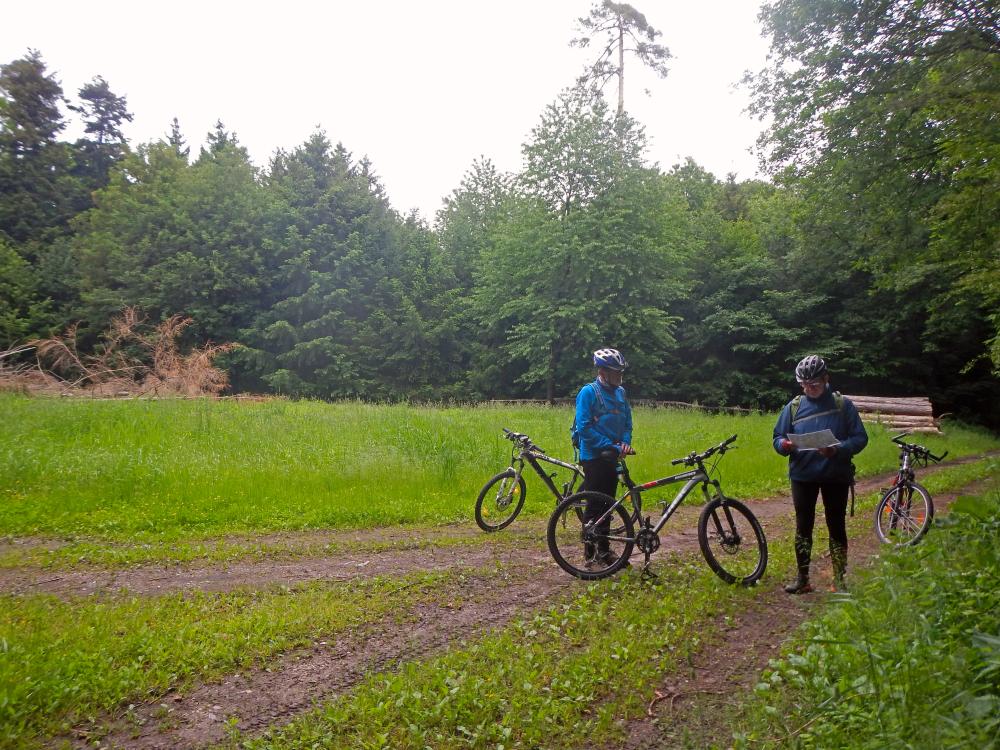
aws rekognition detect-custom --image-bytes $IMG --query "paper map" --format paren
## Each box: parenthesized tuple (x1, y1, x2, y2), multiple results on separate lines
(788, 429, 841, 451)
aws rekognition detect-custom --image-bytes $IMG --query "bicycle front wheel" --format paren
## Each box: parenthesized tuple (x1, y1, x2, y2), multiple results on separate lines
(547, 491, 634, 580)
(698, 498, 767, 586)
(875, 481, 933, 546)
(474, 470, 526, 532)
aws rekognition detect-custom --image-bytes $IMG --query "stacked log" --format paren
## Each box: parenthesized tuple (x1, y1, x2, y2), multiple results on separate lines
(842, 395, 939, 434)
(488, 394, 941, 433)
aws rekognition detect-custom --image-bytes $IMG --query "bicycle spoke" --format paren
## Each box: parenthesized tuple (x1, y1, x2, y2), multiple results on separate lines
(547, 491, 634, 580)
(474, 471, 526, 532)
(875, 483, 933, 546)
(698, 499, 767, 586)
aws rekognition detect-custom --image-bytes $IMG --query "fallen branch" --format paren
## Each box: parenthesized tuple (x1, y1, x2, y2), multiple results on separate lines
(647, 687, 727, 716)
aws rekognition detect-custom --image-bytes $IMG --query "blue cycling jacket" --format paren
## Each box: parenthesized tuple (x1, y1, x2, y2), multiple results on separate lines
(772, 386, 869, 482)
(575, 379, 632, 461)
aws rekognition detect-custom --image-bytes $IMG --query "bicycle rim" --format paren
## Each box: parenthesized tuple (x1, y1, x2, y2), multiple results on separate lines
(698, 499, 767, 586)
(547, 491, 634, 580)
(474, 470, 526, 532)
(875, 483, 933, 546)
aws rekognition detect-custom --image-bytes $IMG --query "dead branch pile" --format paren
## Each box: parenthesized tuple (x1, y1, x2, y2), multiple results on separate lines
(1, 308, 239, 398)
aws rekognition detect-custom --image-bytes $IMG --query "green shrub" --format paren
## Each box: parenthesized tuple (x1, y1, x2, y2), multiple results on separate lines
(737, 476, 1000, 749)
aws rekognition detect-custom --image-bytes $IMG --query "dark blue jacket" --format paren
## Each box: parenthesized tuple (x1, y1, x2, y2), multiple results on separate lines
(772, 386, 868, 482)
(574, 379, 632, 461)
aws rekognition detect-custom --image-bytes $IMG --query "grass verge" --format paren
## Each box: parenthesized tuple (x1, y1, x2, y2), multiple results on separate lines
(0, 570, 458, 749)
(733, 464, 1000, 749)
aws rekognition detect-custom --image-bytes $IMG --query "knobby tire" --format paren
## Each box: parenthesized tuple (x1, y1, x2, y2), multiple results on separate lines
(697, 498, 767, 586)
(474, 470, 527, 532)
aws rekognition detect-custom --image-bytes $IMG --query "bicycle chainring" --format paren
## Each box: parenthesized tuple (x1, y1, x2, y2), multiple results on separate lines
(636, 527, 660, 555)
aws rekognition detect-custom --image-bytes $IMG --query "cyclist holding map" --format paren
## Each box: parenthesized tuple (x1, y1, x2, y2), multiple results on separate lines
(773, 355, 868, 593)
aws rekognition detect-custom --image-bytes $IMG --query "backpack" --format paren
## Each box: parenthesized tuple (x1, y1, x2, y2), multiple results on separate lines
(789, 390, 856, 515)
(570, 382, 617, 450)
(790, 391, 844, 424)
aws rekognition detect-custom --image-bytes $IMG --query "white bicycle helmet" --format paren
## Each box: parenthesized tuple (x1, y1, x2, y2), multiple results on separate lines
(795, 354, 827, 382)
(593, 348, 627, 371)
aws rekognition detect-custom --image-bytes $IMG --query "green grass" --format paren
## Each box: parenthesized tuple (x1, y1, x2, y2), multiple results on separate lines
(0, 570, 455, 749)
(220, 460, 1000, 750)
(0, 452, 994, 749)
(2, 394, 995, 548)
(221, 563, 768, 750)
(734, 465, 1000, 750)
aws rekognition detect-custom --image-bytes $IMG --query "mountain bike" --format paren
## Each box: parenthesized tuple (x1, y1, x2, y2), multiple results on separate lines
(474, 429, 587, 532)
(874, 432, 946, 546)
(547, 434, 767, 585)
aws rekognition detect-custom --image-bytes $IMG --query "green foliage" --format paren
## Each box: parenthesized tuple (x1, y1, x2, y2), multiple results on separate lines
(74, 136, 276, 343)
(1, 395, 994, 547)
(736, 476, 1000, 749)
(0, 573, 441, 748)
(749, 0, 1000, 411)
(2, 17, 1000, 427)
(68, 75, 133, 194)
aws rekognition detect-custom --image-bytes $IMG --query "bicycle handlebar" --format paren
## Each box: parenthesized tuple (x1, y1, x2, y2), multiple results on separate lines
(502, 428, 542, 454)
(670, 434, 738, 467)
(891, 432, 946, 462)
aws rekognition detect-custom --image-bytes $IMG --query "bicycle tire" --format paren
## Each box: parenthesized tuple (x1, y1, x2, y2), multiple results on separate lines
(875, 481, 933, 546)
(547, 491, 635, 580)
(697, 498, 767, 586)
(474, 470, 527, 532)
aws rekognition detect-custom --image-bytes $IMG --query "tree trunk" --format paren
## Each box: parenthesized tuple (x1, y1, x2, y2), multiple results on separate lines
(617, 26, 625, 117)
(546, 341, 557, 404)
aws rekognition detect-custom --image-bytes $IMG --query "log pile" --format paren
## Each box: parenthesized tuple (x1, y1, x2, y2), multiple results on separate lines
(842, 394, 939, 434)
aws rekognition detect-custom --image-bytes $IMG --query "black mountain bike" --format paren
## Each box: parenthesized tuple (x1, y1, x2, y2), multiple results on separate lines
(874, 432, 946, 546)
(474, 429, 587, 532)
(547, 435, 767, 585)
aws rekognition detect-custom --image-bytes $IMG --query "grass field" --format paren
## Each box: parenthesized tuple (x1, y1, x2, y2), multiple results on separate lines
(2, 393, 994, 544)
(0, 394, 997, 749)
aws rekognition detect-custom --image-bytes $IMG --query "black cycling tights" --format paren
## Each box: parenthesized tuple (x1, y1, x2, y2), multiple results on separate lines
(581, 458, 619, 555)
(790, 480, 849, 576)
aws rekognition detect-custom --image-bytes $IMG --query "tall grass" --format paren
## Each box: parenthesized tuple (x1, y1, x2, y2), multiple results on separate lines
(1, 393, 995, 540)
(735, 474, 1000, 749)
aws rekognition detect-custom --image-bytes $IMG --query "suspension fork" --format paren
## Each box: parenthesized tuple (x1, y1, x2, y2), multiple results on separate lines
(702, 478, 737, 538)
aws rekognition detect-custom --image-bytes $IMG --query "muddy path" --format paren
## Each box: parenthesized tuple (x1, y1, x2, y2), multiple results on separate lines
(19, 455, 992, 749)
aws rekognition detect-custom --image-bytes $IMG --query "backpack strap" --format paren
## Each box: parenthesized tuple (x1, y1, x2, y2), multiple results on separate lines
(790, 391, 845, 427)
(588, 381, 607, 413)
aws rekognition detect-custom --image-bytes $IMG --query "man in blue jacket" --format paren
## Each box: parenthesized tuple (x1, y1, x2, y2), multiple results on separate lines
(773, 355, 868, 593)
(574, 348, 634, 568)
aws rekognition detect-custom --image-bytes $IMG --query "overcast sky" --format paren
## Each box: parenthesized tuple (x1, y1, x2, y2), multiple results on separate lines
(3, 1, 771, 220)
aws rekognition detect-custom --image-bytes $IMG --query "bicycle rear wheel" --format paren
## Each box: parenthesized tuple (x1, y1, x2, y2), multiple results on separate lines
(547, 491, 634, 580)
(698, 498, 767, 586)
(875, 482, 933, 546)
(474, 470, 526, 532)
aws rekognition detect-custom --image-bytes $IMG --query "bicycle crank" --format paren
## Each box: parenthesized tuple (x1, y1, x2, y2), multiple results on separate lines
(636, 525, 660, 555)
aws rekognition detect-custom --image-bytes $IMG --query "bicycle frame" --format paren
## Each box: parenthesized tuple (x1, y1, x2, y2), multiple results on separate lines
(509, 449, 584, 502)
(596, 462, 720, 538)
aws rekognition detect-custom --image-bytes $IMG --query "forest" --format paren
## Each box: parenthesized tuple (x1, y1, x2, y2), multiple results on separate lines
(1, 0, 998, 426)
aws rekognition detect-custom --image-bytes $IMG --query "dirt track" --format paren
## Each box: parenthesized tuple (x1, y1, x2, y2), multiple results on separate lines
(4, 456, 989, 749)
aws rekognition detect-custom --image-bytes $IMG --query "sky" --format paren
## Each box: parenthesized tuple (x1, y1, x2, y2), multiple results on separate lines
(2, 1, 772, 221)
